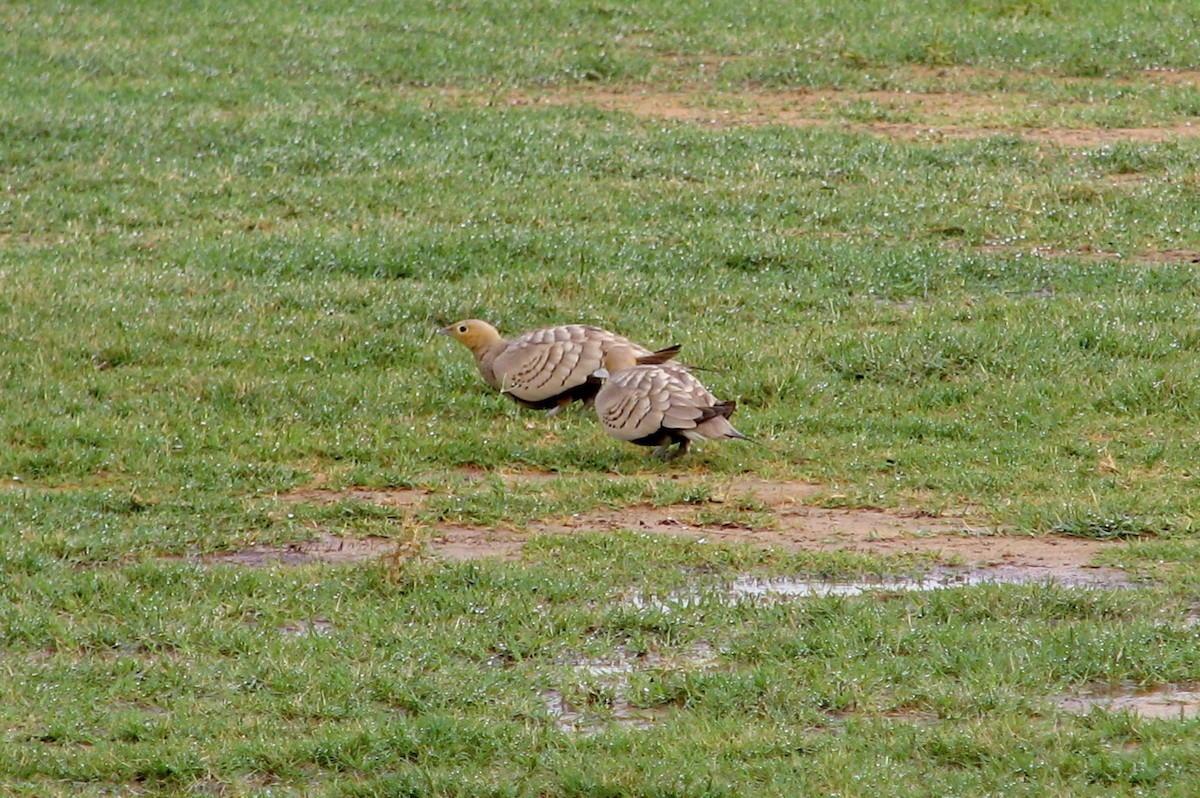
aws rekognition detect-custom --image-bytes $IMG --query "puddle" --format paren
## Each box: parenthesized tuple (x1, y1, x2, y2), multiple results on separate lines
(542, 689, 666, 735)
(730, 565, 1134, 598)
(626, 566, 1134, 610)
(544, 644, 717, 734)
(1058, 683, 1200, 720)
(278, 618, 333, 637)
(558, 643, 720, 675)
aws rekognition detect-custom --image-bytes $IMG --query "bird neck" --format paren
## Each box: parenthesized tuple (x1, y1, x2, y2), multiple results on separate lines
(471, 335, 506, 361)
(473, 339, 508, 389)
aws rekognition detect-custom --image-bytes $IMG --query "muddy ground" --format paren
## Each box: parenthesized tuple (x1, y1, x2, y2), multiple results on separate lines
(204, 472, 1129, 590)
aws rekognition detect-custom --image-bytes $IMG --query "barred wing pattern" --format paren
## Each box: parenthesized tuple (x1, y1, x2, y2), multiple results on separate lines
(595, 365, 717, 441)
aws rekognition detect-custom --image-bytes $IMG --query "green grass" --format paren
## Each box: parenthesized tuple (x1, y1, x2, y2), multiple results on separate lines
(5, 0, 1200, 794)
(2, 537, 1199, 796)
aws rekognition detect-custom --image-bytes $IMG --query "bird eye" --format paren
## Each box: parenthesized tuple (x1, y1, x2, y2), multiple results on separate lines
(458, 325, 468, 333)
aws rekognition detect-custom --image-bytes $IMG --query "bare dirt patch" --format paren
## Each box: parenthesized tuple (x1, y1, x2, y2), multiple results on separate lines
(425, 524, 526, 561)
(1019, 124, 1200, 146)
(1137, 68, 1200, 87)
(200, 533, 398, 567)
(572, 497, 1124, 589)
(477, 84, 1200, 146)
(235, 472, 1128, 589)
(1129, 249, 1200, 265)
(557, 502, 1110, 571)
(277, 486, 428, 508)
(968, 242, 1200, 266)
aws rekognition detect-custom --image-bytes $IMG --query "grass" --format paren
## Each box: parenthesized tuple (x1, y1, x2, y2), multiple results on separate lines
(4, 0, 1200, 794)
(2, 537, 1199, 796)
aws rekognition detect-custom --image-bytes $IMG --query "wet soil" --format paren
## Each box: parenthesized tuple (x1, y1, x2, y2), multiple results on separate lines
(543, 643, 717, 734)
(1057, 683, 1200, 720)
(544, 647, 1198, 735)
(201, 533, 402, 567)
(208, 472, 1129, 590)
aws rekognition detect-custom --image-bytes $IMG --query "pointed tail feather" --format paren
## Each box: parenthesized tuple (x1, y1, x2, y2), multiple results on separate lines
(716, 403, 769, 448)
(636, 344, 722, 373)
(728, 429, 778, 454)
(636, 343, 682, 366)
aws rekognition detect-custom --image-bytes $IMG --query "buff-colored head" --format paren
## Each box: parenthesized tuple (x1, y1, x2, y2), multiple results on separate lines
(593, 345, 641, 379)
(437, 319, 504, 354)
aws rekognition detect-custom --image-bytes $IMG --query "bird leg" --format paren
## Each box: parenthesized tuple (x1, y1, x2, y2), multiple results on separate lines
(546, 397, 573, 418)
(652, 440, 689, 460)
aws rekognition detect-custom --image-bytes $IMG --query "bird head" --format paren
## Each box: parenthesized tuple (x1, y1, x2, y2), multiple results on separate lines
(437, 319, 503, 353)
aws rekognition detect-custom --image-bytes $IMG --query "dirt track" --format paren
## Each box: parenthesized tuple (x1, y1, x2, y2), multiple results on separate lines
(203, 472, 1128, 589)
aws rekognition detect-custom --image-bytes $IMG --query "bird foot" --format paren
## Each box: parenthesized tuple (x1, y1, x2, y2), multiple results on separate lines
(652, 443, 687, 460)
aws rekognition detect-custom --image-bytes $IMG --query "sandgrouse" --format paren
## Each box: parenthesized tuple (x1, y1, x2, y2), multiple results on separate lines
(593, 345, 748, 459)
(439, 320, 680, 415)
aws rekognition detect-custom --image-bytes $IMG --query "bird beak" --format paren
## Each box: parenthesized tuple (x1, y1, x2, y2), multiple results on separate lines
(593, 367, 610, 379)
(435, 326, 451, 336)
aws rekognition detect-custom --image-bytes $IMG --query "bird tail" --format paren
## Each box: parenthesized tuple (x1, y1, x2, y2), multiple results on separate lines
(636, 343, 682, 366)
(713, 401, 772, 449)
(637, 344, 723, 374)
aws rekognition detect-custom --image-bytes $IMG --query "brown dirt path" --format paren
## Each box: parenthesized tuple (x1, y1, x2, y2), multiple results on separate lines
(203, 473, 1125, 587)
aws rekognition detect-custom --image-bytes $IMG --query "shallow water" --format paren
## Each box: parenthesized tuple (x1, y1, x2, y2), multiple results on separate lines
(1057, 683, 1200, 720)
(729, 565, 1133, 599)
(626, 565, 1134, 611)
